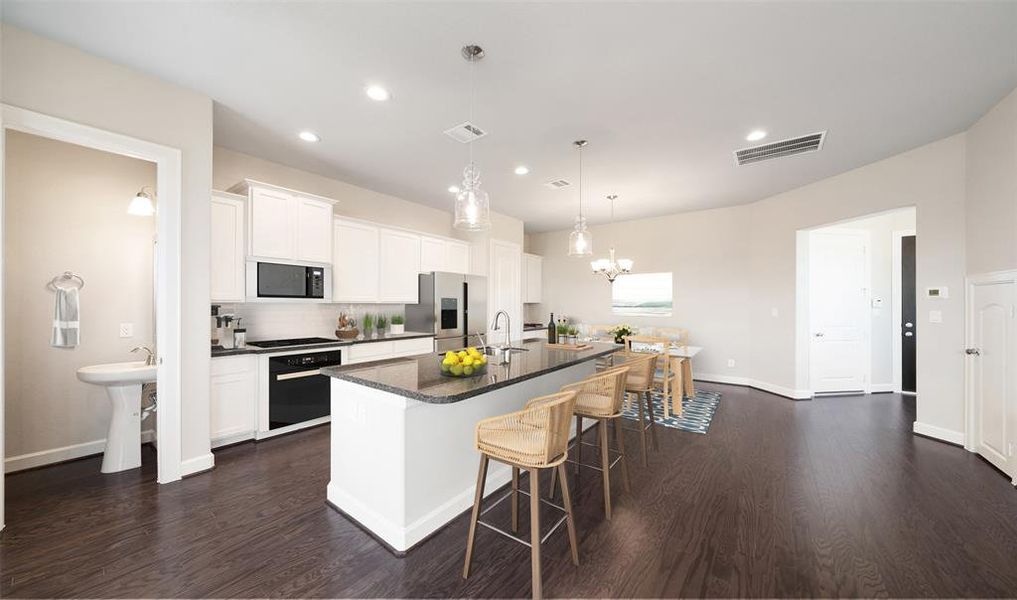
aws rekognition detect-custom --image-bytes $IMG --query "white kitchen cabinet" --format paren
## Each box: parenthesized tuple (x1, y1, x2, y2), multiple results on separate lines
(210, 191, 246, 303)
(419, 236, 471, 274)
(231, 180, 336, 263)
(447, 240, 470, 274)
(379, 228, 421, 303)
(296, 197, 334, 263)
(522, 253, 543, 303)
(210, 355, 257, 448)
(333, 218, 380, 302)
(346, 336, 434, 364)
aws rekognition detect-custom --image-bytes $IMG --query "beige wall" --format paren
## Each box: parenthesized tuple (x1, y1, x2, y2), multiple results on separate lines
(965, 87, 1017, 276)
(531, 134, 967, 435)
(4, 131, 156, 466)
(2, 24, 215, 468)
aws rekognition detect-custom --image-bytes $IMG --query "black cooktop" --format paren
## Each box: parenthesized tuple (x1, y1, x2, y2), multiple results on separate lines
(247, 337, 336, 349)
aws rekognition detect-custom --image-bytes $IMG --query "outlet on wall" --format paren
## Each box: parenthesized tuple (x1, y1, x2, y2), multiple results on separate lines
(727, 358, 736, 368)
(770, 307, 779, 318)
(119, 323, 134, 338)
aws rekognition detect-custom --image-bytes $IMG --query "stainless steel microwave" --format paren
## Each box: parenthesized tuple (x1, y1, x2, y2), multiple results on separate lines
(246, 260, 332, 302)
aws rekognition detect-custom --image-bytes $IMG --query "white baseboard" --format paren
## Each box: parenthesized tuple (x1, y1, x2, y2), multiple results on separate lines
(696, 373, 812, 400)
(181, 452, 215, 476)
(211, 430, 255, 449)
(869, 383, 894, 393)
(5, 429, 156, 473)
(913, 421, 965, 446)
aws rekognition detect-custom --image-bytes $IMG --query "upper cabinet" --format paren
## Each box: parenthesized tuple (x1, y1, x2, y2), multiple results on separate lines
(379, 229, 422, 303)
(333, 218, 380, 302)
(230, 180, 337, 264)
(419, 235, 470, 275)
(210, 191, 246, 303)
(522, 253, 543, 304)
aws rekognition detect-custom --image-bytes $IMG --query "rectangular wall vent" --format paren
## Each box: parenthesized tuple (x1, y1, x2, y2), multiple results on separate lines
(443, 121, 487, 143)
(543, 179, 571, 189)
(735, 131, 826, 166)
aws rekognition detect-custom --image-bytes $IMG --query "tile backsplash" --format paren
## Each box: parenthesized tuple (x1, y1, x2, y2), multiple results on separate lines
(215, 303, 407, 341)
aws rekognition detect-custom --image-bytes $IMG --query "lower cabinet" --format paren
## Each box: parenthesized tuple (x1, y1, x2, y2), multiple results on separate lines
(210, 355, 257, 448)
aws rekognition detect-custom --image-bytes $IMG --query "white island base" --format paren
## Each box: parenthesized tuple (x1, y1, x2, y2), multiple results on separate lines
(327, 359, 597, 554)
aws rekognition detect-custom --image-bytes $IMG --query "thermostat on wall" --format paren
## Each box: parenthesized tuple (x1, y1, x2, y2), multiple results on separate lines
(926, 287, 948, 299)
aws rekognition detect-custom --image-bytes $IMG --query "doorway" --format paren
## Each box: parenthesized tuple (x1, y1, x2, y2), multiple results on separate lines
(965, 271, 1017, 484)
(0, 105, 184, 531)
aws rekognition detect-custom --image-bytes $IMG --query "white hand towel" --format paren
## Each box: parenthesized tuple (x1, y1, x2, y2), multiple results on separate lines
(52, 286, 80, 348)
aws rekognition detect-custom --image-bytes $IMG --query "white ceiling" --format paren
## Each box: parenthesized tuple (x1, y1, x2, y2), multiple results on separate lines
(3, 2, 1016, 232)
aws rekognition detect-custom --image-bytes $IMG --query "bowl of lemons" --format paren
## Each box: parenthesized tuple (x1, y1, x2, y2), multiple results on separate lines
(440, 347, 488, 377)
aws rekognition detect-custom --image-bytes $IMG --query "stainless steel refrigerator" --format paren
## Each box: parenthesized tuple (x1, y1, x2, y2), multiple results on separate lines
(405, 272, 487, 353)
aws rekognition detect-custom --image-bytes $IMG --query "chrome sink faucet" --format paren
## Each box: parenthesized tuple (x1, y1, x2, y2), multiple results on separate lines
(491, 310, 512, 349)
(131, 345, 156, 366)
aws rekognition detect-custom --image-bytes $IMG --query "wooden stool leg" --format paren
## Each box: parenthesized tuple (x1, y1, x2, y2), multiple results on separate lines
(574, 416, 583, 475)
(548, 462, 558, 500)
(636, 395, 648, 467)
(530, 468, 542, 600)
(511, 466, 520, 533)
(646, 391, 659, 451)
(615, 416, 631, 493)
(598, 419, 612, 520)
(557, 463, 580, 566)
(463, 455, 489, 579)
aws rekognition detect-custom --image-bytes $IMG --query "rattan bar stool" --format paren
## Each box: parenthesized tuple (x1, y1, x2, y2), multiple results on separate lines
(615, 351, 660, 467)
(548, 366, 631, 519)
(463, 390, 580, 600)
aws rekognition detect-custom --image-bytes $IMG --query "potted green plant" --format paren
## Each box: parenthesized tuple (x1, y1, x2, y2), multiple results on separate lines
(567, 325, 579, 345)
(361, 313, 375, 340)
(556, 322, 570, 345)
(390, 314, 405, 335)
(376, 314, 388, 336)
(608, 324, 635, 344)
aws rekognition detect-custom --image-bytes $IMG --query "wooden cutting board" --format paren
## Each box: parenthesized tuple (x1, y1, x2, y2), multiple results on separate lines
(546, 342, 592, 351)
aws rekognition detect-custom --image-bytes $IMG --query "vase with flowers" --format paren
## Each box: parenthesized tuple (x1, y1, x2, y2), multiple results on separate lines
(608, 324, 636, 344)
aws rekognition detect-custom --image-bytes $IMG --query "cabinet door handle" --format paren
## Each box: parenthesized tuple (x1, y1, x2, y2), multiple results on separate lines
(965, 348, 981, 356)
(276, 369, 322, 381)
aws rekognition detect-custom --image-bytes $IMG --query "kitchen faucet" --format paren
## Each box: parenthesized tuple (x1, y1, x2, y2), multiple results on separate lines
(131, 345, 156, 366)
(491, 310, 512, 349)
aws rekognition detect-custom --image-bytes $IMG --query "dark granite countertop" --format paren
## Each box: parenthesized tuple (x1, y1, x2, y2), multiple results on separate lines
(211, 331, 435, 358)
(321, 339, 618, 403)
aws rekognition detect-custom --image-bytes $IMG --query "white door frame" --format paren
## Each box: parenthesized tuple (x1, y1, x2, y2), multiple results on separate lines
(891, 229, 917, 394)
(805, 228, 873, 394)
(964, 270, 1017, 478)
(0, 104, 184, 529)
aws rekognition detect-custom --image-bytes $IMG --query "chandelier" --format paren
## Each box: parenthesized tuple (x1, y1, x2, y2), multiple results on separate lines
(453, 44, 491, 231)
(567, 140, 592, 256)
(591, 195, 633, 282)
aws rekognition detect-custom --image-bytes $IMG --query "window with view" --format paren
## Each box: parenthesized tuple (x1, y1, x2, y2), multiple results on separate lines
(611, 272, 673, 316)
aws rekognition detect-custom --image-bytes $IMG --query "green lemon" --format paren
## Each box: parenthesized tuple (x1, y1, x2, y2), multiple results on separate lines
(463, 366, 474, 376)
(441, 362, 451, 372)
(451, 364, 464, 376)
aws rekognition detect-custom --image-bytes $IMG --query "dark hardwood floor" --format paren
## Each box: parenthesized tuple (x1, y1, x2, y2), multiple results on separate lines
(4, 383, 1017, 598)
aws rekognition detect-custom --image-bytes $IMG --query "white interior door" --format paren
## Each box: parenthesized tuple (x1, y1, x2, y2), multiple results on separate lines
(809, 230, 870, 393)
(488, 240, 522, 343)
(968, 278, 1016, 478)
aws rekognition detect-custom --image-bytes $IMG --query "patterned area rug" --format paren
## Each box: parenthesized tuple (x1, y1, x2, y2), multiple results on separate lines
(621, 390, 721, 434)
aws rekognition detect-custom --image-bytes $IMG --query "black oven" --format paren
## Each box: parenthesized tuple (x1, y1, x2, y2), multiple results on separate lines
(268, 350, 342, 430)
(256, 262, 326, 299)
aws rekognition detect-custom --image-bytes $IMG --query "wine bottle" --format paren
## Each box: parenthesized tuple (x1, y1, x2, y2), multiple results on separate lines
(547, 312, 557, 344)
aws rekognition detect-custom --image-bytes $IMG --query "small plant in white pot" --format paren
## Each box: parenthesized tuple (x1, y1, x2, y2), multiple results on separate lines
(390, 314, 405, 335)
(376, 314, 388, 337)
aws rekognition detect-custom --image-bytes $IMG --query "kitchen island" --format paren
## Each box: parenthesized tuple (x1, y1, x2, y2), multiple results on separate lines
(322, 338, 618, 554)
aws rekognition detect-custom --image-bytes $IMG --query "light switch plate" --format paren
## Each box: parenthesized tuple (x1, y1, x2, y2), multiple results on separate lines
(929, 310, 943, 324)
(727, 359, 736, 368)
(119, 323, 134, 338)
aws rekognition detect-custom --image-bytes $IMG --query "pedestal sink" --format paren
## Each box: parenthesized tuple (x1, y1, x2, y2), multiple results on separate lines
(77, 361, 157, 473)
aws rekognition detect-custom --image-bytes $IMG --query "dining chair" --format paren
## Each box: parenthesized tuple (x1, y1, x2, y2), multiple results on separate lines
(656, 327, 695, 399)
(623, 335, 681, 418)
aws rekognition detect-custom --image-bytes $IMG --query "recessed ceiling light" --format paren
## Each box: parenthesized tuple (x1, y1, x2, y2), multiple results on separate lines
(298, 131, 321, 142)
(365, 85, 390, 102)
(514, 165, 530, 175)
(746, 129, 767, 142)
(448, 185, 460, 194)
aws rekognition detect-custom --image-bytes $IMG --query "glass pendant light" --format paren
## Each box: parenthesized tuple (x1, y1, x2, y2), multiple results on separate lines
(591, 195, 634, 281)
(453, 44, 491, 231)
(568, 140, 593, 256)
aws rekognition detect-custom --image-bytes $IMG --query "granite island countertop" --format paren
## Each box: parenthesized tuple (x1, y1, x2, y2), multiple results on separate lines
(321, 338, 618, 403)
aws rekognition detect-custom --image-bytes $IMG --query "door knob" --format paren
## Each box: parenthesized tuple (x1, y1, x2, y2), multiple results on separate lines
(904, 331, 914, 337)
(965, 348, 980, 356)
(814, 332, 825, 337)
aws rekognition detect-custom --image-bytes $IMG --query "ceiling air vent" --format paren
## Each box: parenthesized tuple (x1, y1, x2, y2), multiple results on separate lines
(443, 121, 488, 143)
(735, 131, 826, 166)
(543, 179, 571, 190)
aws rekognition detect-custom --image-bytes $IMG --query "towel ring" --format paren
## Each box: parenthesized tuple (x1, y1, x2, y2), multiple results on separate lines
(48, 271, 85, 290)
